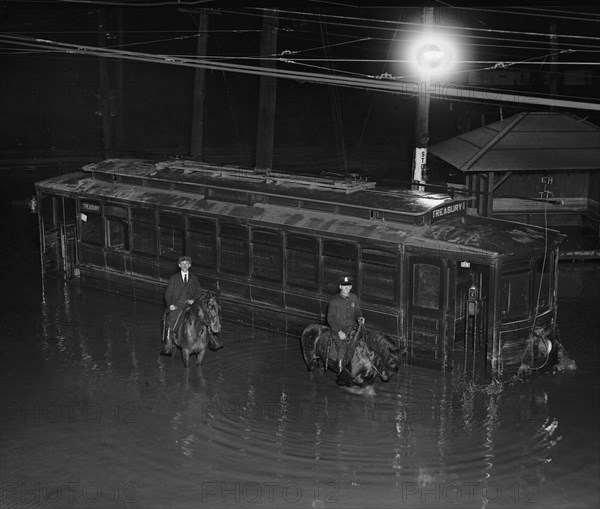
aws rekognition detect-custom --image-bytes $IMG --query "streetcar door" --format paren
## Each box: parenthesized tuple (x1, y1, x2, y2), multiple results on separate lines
(408, 257, 446, 369)
(39, 195, 78, 278)
(452, 262, 489, 376)
(61, 222, 78, 278)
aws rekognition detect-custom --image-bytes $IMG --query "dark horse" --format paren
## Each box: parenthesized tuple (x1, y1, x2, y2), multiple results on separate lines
(301, 324, 378, 387)
(360, 328, 403, 382)
(300, 324, 402, 387)
(160, 292, 222, 368)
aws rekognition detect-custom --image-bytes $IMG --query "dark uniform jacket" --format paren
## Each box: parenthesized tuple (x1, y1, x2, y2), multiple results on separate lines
(327, 292, 363, 336)
(165, 271, 202, 328)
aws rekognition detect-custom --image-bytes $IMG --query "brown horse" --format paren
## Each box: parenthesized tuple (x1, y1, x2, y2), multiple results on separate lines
(300, 324, 377, 387)
(160, 292, 222, 368)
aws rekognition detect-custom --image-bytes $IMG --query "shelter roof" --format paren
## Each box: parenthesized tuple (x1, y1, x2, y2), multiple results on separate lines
(429, 112, 600, 173)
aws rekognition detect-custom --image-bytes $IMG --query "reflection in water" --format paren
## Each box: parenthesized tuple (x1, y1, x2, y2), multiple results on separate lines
(1, 263, 599, 508)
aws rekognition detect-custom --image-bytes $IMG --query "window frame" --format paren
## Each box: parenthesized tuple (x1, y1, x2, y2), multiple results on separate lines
(285, 234, 319, 290)
(188, 217, 217, 270)
(360, 248, 399, 305)
(219, 222, 249, 276)
(500, 262, 532, 321)
(251, 228, 283, 283)
(131, 208, 157, 258)
(412, 262, 441, 310)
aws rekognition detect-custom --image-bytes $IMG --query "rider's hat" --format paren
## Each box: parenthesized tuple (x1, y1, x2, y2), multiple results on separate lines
(178, 255, 192, 263)
(338, 275, 353, 286)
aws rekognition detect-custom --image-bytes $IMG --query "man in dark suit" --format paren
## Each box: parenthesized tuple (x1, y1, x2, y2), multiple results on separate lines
(161, 255, 222, 354)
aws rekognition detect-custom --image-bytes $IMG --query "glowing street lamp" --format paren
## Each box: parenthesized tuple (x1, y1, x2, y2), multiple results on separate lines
(410, 11, 454, 190)
(414, 40, 453, 75)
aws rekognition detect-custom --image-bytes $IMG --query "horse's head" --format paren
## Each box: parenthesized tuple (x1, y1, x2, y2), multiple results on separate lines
(348, 341, 377, 386)
(374, 349, 402, 382)
(204, 293, 222, 334)
(364, 331, 402, 382)
(194, 292, 222, 334)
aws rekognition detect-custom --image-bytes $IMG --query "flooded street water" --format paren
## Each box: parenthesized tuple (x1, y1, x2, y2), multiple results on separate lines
(1, 205, 599, 509)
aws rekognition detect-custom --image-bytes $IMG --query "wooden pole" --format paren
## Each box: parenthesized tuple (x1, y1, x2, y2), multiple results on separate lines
(190, 9, 209, 158)
(97, 9, 112, 158)
(412, 6, 434, 190)
(115, 8, 124, 151)
(255, 9, 279, 172)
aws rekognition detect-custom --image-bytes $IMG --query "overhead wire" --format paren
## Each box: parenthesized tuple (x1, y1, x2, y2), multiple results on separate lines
(4, 5, 600, 63)
(1, 32, 598, 112)
(2, 4, 599, 110)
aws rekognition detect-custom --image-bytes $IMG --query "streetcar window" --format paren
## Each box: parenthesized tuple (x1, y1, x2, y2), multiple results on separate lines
(131, 209, 156, 256)
(59, 197, 77, 225)
(252, 229, 282, 282)
(533, 255, 552, 312)
(413, 263, 440, 310)
(159, 226, 184, 260)
(286, 235, 318, 289)
(132, 221, 156, 256)
(500, 271, 530, 320)
(106, 205, 129, 251)
(189, 218, 216, 270)
(220, 223, 248, 275)
(158, 212, 184, 229)
(131, 209, 157, 257)
(361, 249, 398, 305)
(80, 210, 104, 246)
(323, 241, 357, 292)
(107, 218, 129, 251)
(158, 213, 185, 260)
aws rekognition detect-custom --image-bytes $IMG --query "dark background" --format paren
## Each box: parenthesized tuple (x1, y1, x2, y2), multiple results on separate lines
(2, 2, 599, 199)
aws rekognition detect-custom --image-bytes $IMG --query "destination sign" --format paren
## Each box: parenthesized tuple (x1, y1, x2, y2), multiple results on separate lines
(429, 201, 467, 223)
(81, 202, 101, 213)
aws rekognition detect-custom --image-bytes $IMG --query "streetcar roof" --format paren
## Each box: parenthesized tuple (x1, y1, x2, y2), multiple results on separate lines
(35, 159, 565, 259)
(80, 158, 464, 219)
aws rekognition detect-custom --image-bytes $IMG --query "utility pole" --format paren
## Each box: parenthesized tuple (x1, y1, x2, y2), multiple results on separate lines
(190, 9, 209, 158)
(255, 9, 279, 172)
(412, 6, 434, 190)
(115, 8, 124, 151)
(97, 8, 113, 158)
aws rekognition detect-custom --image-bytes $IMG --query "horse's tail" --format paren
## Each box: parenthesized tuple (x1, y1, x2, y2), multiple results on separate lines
(300, 323, 324, 370)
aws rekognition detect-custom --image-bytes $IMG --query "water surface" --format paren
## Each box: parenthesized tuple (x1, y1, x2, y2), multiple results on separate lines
(1, 212, 599, 509)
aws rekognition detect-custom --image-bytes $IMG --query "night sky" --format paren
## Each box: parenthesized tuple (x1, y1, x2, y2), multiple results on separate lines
(1, 2, 599, 196)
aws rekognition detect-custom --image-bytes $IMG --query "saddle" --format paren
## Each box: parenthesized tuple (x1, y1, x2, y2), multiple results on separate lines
(168, 302, 191, 340)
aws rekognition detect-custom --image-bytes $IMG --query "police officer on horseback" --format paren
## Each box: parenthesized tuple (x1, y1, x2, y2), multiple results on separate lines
(327, 275, 365, 372)
(161, 255, 223, 355)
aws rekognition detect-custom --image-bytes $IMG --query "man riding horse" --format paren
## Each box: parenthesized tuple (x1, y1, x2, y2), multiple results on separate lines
(162, 255, 223, 353)
(327, 275, 366, 373)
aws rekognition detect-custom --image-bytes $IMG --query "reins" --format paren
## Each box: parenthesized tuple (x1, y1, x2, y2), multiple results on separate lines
(175, 294, 221, 332)
(348, 322, 364, 355)
(350, 324, 383, 378)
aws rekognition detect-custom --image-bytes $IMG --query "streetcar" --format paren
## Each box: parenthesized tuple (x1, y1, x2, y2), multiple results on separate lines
(35, 158, 565, 379)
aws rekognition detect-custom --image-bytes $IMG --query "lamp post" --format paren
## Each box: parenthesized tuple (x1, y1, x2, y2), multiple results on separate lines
(411, 7, 453, 190)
